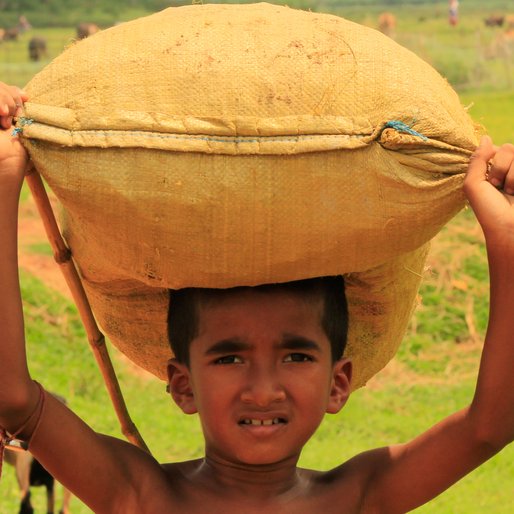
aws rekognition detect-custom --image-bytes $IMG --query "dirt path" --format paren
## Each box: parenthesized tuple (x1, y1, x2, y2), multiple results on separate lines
(18, 194, 72, 299)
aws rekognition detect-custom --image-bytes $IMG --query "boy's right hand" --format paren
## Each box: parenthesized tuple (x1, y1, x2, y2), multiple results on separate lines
(464, 136, 514, 248)
(0, 82, 29, 184)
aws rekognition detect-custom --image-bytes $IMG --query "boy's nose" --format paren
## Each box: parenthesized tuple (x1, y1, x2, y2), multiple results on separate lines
(240, 366, 286, 407)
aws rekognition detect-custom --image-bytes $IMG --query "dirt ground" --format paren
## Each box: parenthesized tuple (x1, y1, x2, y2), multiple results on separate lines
(18, 195, 71, 299)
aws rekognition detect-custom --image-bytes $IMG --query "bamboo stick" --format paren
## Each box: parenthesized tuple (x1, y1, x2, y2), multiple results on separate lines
(24, 167, 150, 454)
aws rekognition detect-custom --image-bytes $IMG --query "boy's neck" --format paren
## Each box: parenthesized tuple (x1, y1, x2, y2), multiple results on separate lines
(193, 455, 307, 500)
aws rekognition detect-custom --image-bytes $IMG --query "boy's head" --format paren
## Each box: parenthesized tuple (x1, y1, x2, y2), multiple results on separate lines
(166, 276, 351, 466)
(167, 275, 348, 367)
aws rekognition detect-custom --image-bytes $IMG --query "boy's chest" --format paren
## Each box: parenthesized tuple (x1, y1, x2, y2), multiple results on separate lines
(138, 480, 367, 514)
(142, 497, 363, 514)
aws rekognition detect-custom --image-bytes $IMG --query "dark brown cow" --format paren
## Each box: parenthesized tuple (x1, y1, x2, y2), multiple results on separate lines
(4, 449, 72, 514)
(76, 22, 100, 40)
(28, 37, 47, 62)
(484, 15, 505, 27)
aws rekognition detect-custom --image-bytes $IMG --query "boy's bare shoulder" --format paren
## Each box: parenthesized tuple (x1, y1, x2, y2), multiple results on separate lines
(305, 451, 385, 510)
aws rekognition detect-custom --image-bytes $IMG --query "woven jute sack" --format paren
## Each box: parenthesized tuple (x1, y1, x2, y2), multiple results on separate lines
(20, 3, 477, 389)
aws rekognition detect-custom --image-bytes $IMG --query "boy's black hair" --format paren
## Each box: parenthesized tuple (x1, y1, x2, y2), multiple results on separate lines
(167, 276, 348, 366)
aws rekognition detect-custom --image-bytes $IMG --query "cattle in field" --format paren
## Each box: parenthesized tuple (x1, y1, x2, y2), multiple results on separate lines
(378, 12, 396, 38)
(76, 22, 100, 40)
(484, 15, 505, 27)
(3, 27, 20, 41)
(28, 37, 47, 62)
(4, 447, 72, 514)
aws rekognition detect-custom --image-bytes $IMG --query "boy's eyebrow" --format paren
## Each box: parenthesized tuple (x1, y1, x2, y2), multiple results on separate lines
(280, 335, 322, 353)
(205, 338, 251, 355)
(204, 335, 323, 355)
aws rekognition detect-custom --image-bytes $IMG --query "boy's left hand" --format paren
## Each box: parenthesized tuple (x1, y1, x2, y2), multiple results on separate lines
(0, 83, 27, 130)
(464, 136, 514, 246)
(0, 83, 29, 184)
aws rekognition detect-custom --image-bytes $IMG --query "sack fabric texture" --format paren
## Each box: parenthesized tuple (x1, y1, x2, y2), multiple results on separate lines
(20, 3, 478, 389)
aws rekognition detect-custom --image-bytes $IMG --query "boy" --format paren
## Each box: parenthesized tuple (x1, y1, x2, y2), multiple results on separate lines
(1, 81, 514, 513)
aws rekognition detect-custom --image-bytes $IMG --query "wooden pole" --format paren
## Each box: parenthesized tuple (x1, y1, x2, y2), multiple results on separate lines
(24, 167, 150, 454)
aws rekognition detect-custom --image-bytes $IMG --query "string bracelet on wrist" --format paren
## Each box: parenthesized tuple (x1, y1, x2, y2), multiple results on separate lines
(0, 381, 45, 479)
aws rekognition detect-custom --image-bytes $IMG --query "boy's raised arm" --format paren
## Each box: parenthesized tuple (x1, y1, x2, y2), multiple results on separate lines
(0, 84, 35, 429)
(464, 137, 514, 446)
(0, 83, 162, 513)
(360, 136, 514, 513)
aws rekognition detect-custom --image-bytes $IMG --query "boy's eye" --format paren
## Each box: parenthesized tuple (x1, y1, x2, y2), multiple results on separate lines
(214, 355, 243, 364)
(284, 353, 313, 363)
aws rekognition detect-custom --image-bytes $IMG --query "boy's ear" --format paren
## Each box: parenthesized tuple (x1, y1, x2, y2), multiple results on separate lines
(167, 358, 197, 415)
(326, 358, 352, 414)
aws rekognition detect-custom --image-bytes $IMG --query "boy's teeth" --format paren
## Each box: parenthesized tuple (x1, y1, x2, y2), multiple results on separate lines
(243, 418, 283, 425)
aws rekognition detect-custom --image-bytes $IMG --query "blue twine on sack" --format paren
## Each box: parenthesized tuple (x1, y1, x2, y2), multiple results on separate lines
(383, 120, 428, 141)
(12, 117, 34, 136)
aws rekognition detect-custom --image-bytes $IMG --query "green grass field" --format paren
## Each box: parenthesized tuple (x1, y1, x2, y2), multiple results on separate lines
(1, 2, 514, 513)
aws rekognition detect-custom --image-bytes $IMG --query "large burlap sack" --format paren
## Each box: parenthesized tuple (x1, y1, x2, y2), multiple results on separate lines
(19, 3, 477, 389)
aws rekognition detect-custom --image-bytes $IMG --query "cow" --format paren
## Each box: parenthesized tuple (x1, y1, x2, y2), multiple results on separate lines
(76, 22, 100, 40)
(484, 15, 505, 27)
(3, 27, 20, 41)
(28, 37, 47, 62)
(378, 12, 396, 38)
(4, 448, 72, 514)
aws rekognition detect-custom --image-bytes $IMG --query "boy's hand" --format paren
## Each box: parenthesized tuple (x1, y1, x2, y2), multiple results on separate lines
(0, 82, 29, 184)
(464, 136, 514, 246)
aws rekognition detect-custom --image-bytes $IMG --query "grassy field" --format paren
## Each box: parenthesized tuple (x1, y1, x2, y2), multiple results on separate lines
(1, 2, 514, 513)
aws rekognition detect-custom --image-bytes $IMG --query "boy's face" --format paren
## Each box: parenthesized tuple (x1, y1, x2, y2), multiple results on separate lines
(168, 289, 352, 467)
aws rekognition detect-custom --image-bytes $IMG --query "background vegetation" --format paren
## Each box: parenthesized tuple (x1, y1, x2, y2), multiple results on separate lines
(1, 1, 514, 513)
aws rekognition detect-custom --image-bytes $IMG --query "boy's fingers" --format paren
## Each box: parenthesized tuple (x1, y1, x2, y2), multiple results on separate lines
(465, 136, 495, 184)
(0, 116, 13, 130)
(490, 143, 514, 193)
(0, 85, 28, 122)
(502, 157, 514, 196)
(6, 84, 26, 98)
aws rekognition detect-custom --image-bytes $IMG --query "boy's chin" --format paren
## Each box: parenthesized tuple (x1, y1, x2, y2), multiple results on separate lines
(206, 445, 300, 469)
(230, 449, 301, 468)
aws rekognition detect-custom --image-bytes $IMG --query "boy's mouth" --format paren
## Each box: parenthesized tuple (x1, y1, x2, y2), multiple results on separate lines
(239, 418, 287, 426)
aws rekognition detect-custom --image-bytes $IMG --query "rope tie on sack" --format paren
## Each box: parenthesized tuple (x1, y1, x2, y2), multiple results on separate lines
(383, 120, 428, 141)
(11, 117, 34, 136)
(0, 381, 45, 480)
